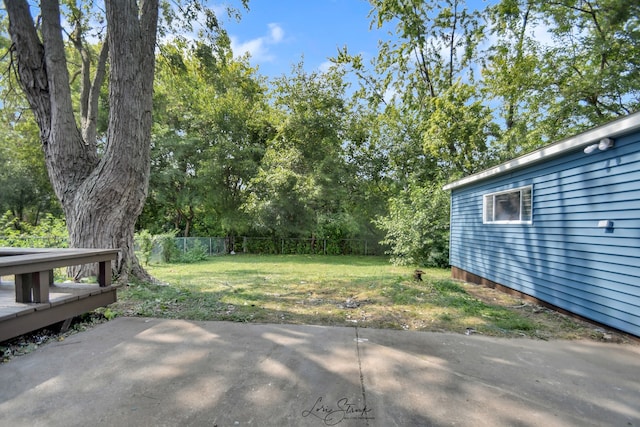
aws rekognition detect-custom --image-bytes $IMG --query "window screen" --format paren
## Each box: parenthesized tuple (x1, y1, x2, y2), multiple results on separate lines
(483, 186, 532, 224)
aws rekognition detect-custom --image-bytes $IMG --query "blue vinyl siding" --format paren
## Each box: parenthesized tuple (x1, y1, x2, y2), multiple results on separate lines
(449, 129, 640, 336)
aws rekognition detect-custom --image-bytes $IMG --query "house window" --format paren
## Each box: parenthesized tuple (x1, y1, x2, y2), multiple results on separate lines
(483, 186, 532, 224)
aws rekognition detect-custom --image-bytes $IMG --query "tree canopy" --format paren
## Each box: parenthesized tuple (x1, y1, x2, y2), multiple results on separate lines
(1, 0, 638, 270)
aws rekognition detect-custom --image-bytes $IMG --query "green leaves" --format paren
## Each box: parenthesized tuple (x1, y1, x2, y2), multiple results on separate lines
(0, 83, 59, 225)
(422, 82, 497, 177)
(357, 0, 640, 267)
(242, 64, 355, 239)
(5, 0, 639, 273)
(376, 181, 450, 268)
(145, 39, 269, 237)
(485, 0, 640, 142)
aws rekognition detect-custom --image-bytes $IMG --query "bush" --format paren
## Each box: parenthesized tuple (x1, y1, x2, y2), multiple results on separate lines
(157, 233, 179, 262)
(179, 240, 208, 263)
(0, 212, 68, 248)
(244, 237, 278, 254)
(134, 230, 154, 265)
(375, 182, 450, 268)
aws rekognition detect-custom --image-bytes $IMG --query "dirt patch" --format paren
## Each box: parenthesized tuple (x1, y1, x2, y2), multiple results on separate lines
(461, 282, 635, 344)
(1, 311, 110, 364)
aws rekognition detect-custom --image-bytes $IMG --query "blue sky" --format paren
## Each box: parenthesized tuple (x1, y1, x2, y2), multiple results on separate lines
(220, 0, 385, 79)
(219, 0, 500, 80)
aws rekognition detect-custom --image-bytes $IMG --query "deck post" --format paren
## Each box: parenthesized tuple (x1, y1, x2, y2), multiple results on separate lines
(32, 270, 50, 302)
(98, 260, 111, 287)
(15, 273, 30, 302)
(15, 270, 50, 303)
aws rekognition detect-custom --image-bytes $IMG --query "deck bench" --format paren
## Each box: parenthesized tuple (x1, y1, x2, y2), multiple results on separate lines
(0, 248, 120, 303)
(0, 248, 121, 342)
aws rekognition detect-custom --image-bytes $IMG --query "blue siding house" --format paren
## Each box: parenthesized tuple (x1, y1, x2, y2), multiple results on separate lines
(444, 112, 640, 337)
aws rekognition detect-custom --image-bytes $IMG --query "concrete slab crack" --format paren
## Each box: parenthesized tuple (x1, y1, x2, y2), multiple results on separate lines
(354, 325, 371, 426)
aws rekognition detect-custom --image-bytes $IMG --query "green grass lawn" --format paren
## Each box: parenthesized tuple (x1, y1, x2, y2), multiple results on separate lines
(109, 254, 614, 340)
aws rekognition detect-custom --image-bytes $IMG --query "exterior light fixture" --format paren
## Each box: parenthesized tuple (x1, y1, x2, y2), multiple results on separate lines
(584, 137, 614, 154)
(584, 144, 598, 154)
(598, 137, 614, 151)
(598, 220, 613, 228)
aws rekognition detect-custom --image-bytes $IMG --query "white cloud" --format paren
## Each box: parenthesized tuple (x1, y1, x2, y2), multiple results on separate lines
(528, 21, 557, 47)
(383, 87, 398, 105)
(318, 61, 334, 73)
(230, 23, 285, 62)
(209, 4, 227, 18)
(268, 23, 284, 43)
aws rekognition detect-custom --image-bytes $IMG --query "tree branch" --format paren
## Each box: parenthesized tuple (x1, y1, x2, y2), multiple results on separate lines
(84, 39, 109, 150)
(5, 0, 51, 144)
(448, 0, 458, 88)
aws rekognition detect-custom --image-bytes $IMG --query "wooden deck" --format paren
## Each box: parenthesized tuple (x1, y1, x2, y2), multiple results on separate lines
(0, 247, 119, 342)
(0, 281, 117, 342)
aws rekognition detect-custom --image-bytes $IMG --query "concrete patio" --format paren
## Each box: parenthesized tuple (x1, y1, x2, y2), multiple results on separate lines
(1, 318, 638, 426)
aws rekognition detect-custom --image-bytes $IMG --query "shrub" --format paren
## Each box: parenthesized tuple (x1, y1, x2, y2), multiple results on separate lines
(134, 230, 154, 265)
(179, 240, 208, 263)
(157, 233, 179, 262)
(0, 212, 68, 248)
(375, 182, 450, 268)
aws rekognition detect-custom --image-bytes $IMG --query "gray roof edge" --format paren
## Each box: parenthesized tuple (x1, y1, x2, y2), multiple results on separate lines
(443, 111, 640, 191)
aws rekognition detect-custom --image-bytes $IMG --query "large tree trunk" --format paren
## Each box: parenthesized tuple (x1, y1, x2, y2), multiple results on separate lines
(5, 0, 159, 283)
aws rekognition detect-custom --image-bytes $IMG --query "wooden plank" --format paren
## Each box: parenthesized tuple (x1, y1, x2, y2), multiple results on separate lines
(0, 249, 119, 341)
(0, 249, 119, 276)
(15, 273, 30, 303)
(50, 294, 81, 307)
(14, 270, 51, 303)
(33, 271, 50, 303)
(0, 288, 117, 342)
(0, 248, 65, 256)
(0, 308, 18, 322)
(98, 259, 111, 287)
(0, 248, 118, 304)
(14, 306, 38, 317)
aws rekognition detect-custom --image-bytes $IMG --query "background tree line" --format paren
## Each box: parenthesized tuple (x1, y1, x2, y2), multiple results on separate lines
(1, 0, 638, 270)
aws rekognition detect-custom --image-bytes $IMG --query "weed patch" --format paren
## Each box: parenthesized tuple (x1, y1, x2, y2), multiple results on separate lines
(108, 255, 627, 341)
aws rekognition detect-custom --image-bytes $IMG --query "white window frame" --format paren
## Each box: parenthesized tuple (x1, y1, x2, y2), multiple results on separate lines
(483, 185, 533, 224)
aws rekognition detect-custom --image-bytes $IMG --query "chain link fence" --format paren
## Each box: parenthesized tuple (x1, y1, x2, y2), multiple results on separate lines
(2, 235, 388, 263)
(146, 236, 387, 262)
(239, 237, 386, 256)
